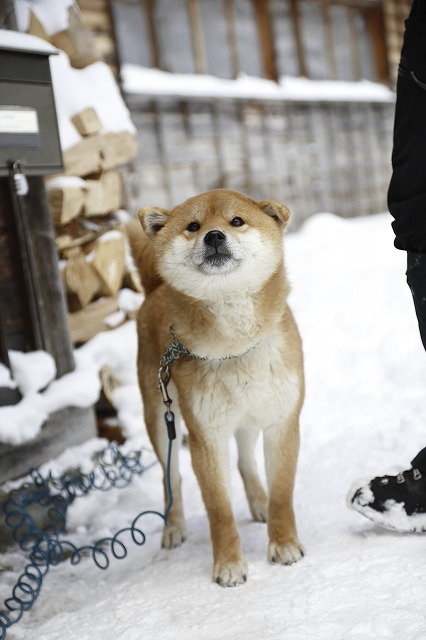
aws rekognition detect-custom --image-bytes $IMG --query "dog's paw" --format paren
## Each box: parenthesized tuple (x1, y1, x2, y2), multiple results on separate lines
(268, 540, 304, 565)
(161, 523, 186, 549)
(213, 559, 248, 587)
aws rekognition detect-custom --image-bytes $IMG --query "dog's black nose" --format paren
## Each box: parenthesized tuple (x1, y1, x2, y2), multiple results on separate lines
(204, 230, 226, 248)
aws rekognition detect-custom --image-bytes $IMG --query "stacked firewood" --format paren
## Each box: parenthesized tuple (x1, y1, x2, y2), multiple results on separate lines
(26, 5, 141, 344)
(45, 104, 140, 322)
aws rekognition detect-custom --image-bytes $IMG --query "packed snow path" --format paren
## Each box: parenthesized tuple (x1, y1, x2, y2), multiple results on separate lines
(1, 212, 426, 640)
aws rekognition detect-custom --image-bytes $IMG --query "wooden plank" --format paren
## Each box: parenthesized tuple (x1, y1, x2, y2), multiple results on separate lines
(365, 5, 390, 85)
(290, 0, 308, 77)
(143, 0, 161, 68)
(224, 0, 240, 78)
(322, 1, 337, 80)
(187, 0, 207, 74)
(252, 0, 278, 81)
(20, 177, 76, 377)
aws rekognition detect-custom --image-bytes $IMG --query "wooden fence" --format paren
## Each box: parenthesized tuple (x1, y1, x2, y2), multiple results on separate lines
(111, 0, 389, 84)
(124, 96, 395, 228)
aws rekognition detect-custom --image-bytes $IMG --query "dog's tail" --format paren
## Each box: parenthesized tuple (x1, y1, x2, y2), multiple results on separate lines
(126, 217, 163, 295)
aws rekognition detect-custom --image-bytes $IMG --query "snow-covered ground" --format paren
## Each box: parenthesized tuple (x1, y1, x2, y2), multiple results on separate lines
(2, 210, 426, 640)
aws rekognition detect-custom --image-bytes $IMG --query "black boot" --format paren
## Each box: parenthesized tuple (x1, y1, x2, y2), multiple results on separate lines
(348, 448, 426, 532)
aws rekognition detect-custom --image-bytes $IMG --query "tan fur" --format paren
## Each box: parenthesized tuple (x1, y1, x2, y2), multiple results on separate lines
(125, 217, 162, 294)
(132, 189, 305, 586)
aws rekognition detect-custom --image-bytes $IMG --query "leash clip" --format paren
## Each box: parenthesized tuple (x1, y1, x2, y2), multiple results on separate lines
(157, 364, 176, 440)
(158, 364, 172, 414)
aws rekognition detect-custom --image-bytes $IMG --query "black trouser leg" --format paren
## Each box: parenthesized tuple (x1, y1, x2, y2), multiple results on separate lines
(388, 4, 426, 354)
(407, 252, 426, 351)
(389, 3, 426, 468)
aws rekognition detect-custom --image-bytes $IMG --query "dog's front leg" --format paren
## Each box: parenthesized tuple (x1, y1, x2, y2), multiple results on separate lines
(264, 414, 304, 565)
(188, 430, 248, 587)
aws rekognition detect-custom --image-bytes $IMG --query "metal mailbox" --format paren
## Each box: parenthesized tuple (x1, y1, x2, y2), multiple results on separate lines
(0, 37, 63, 176)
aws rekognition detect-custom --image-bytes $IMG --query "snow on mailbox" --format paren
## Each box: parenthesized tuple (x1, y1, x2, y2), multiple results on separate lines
(0, 31, 63, 176)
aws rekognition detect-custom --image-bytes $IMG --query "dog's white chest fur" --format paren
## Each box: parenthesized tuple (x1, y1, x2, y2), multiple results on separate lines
(188, 331, 300, 437)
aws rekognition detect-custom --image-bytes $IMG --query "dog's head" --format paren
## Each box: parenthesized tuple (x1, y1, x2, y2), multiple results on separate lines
(138, 189, 290, 299)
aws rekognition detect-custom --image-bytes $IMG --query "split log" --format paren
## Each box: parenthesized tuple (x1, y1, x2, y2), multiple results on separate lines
(71, 107, 103, 137)
(27, 10, 49, 41)
(62, 136, 102, 178)
(46, 177, 86, 226)
(55, 213, 121, 252)
(62, 246, 100, 311)
(98, 132, 138, 172)
(83, 178, 104, 217)
(84, 230, 126, 297)
(51, 6, 100, 69)
(27, 7, 99, 70)
(62, 131, 137, 177)
(84, 171, 123, 217)
(100, 170, 123, 212)
(68, 296, 120, 345)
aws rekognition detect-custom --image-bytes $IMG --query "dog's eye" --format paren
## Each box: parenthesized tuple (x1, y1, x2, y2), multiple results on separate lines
(230, 217, 244, 227)
(186, 222, 200, 232)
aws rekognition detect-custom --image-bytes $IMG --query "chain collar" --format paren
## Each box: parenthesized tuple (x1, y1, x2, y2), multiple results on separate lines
(160, 327, 259, 369)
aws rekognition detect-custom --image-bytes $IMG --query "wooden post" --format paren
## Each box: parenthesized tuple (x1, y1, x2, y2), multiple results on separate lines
(187, 0, 207, 74)
(224, 0, 240, 79)
(9, 175, 75, 377)
(252, 0, 278, 81)
(290, 0, 308, 78)
(143, 0, 161, 69)
(322, 1, 337, 80)
(366, 5, 390, 85)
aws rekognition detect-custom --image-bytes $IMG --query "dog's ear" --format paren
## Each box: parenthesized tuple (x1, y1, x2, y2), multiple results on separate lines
(258, 201, 290, 229)
(138, 207, 170, 239)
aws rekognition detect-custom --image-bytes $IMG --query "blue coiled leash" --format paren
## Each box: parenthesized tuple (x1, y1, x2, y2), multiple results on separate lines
(0, 413, 176, 639)
(0, 335, 185, 640)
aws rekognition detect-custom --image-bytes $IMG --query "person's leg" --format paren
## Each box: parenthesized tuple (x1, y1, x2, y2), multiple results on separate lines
(348, 2, 426, 531)
(388, 0, 426, 349)
(406, 252, 426, 350)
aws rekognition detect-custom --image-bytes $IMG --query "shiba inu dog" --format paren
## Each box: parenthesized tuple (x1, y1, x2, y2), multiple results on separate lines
(132, 189, 304, 586)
